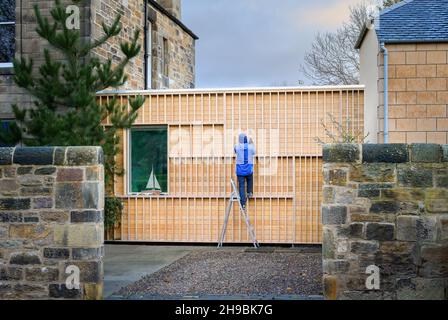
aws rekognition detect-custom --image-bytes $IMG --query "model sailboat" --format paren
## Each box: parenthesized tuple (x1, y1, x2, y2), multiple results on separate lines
(143, 166, 161, 195)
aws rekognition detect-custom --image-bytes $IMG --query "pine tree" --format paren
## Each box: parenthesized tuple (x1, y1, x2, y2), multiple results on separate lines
(0, 0, 144, 192)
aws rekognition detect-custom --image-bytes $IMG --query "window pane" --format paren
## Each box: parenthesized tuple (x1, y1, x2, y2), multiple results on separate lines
(0, 0, 15, 22)
(0, 120, 15, 147)
(0, 25, 15, 63)
(131, 127, 168, 193)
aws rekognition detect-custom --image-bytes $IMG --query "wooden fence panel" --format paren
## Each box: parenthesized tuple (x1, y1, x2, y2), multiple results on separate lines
(100, 86, 364, 244)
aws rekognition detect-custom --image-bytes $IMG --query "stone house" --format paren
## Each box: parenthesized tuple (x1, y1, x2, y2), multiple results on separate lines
(356, 0, 448, 144)
(0, 0, 197, 121)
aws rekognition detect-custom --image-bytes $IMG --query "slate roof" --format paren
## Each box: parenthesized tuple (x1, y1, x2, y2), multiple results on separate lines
(356, 0, 448, 48)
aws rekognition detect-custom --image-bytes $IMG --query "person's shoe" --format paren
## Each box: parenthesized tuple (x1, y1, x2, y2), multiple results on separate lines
(242, 204, 246, 211)
(247, 193, 253, 199)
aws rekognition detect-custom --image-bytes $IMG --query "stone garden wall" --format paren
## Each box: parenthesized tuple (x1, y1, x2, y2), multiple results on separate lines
(322, 143, 448, 300)
(0, 147, 104, 300)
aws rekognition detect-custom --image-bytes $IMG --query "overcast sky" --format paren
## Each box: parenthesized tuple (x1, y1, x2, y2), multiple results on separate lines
(182, 0, 364, 88)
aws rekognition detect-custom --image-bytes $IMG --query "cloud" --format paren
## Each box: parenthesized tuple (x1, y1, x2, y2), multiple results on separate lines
(182, 0, 365, 88)
(293, 0, 362, 30)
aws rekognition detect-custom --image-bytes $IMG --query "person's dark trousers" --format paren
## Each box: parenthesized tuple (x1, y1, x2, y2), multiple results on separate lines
(237, 174, 253, 207)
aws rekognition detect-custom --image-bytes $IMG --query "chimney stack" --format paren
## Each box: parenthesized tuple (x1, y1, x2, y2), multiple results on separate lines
(157, 0, 182, 20)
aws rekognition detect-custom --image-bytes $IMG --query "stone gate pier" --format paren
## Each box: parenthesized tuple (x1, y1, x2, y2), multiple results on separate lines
(322, 144, 448, 300)
(0, 147, 104, 300)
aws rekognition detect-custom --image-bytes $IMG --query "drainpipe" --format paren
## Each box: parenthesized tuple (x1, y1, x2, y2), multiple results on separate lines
(144, 0, 149, 90)
(380, 42, 389, 143)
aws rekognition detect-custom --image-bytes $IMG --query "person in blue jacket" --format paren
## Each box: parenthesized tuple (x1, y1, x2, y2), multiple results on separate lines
(234, 133, 256, 209)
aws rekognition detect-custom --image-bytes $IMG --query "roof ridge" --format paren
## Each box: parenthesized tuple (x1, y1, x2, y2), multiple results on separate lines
(380, 0, 416, 16)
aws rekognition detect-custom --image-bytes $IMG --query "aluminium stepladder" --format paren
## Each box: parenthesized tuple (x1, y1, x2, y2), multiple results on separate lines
(217, 178, 260, 248)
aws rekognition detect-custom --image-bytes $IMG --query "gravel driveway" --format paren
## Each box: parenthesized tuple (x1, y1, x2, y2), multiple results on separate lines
(114, 247, 323, 299)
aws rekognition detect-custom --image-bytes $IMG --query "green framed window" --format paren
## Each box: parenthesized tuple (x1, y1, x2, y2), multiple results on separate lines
(0, 0, 15, 68)
(130, 126, 168, 193)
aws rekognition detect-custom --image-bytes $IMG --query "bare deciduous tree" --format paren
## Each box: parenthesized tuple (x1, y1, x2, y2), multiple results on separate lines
(300, 0, 402, 85)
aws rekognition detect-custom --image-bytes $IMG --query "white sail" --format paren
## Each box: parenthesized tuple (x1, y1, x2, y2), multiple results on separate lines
(146, 167, 161, 191)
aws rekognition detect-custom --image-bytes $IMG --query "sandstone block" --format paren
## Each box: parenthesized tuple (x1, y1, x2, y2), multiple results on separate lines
(358, 183, 393, 198)
(53, 147, 66, 165)
(322, 206, 347, 225)
(0, 179, 19, 193)
(0, 148, 14, 165)
(13, 147, 54, 165)
(370, 201, 399, 214)
(381, 188, 425, 201)
(323, 144, 360, 163)
(34, 167, 57, 175)
(55, 183, 82, 209)
(322, 227, 336, 259)
(350, 164, 396, 183)
(324, 259, 350, 274)
(83, 283, 103, 300)
(325, 169, 347, 186)
(396, 278, 446, 300)
(49, 284, 81, 299)
(72, 247, 103, 260)
(0, 266, 23, 281)
(322, 186, 335, 204)
(398, 165, 433, 187)
(32, 197, 53, 209)
(440, 217, 448, 241)
(425, 188, 448, 213)
(349, 223, 364, 238)
(442, 145, 448, 162)
(323, 275, 338, 300)
(57, 168, 83, 182)
(350, 240, 379, 254)
(397, 216, 418, 241)
(43, 248, 70, 259)
(362, 144, 408, 163)
(0, 198, 31, 210)
(54, 224, 103, 247)
(66, 147, 103, 166)
(17, 167, 33, 175)
(9, 224, 51, 240)
(25, 267, 59, 282)
(0, 225, 7, 239)
(366, 223, 395, 241)
(410, 144, 441, 163)
(40, 211, 69, 223)
(70, 210, 103, 223)
(9, 251, 41, 265)
(419, 244, 448, 277)
(12, 283, 47, 299)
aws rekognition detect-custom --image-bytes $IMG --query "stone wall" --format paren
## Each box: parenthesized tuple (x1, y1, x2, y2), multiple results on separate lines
(148, 1, 196, 89)
(0, 0, 91, 118)
(1, 0, 196, 117)
(378, 43, 448, 144)
(0, 147, 104, 300)
(91, 0, 196, 90)
(322, 143, 448, 300)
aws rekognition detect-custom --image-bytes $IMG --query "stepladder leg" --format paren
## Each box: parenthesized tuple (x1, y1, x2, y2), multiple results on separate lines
(218, 197, 233, 248)
(242, 210, 259, 248)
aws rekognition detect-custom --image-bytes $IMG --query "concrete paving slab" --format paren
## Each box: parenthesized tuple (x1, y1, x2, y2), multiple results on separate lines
(103, 244, 206, 298)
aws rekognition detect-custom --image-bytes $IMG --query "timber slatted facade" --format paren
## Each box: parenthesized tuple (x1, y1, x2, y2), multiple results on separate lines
(98, 86, 364, 244)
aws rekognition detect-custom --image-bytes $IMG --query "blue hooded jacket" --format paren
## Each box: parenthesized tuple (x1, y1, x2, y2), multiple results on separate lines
(234, 133, 255, 176)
